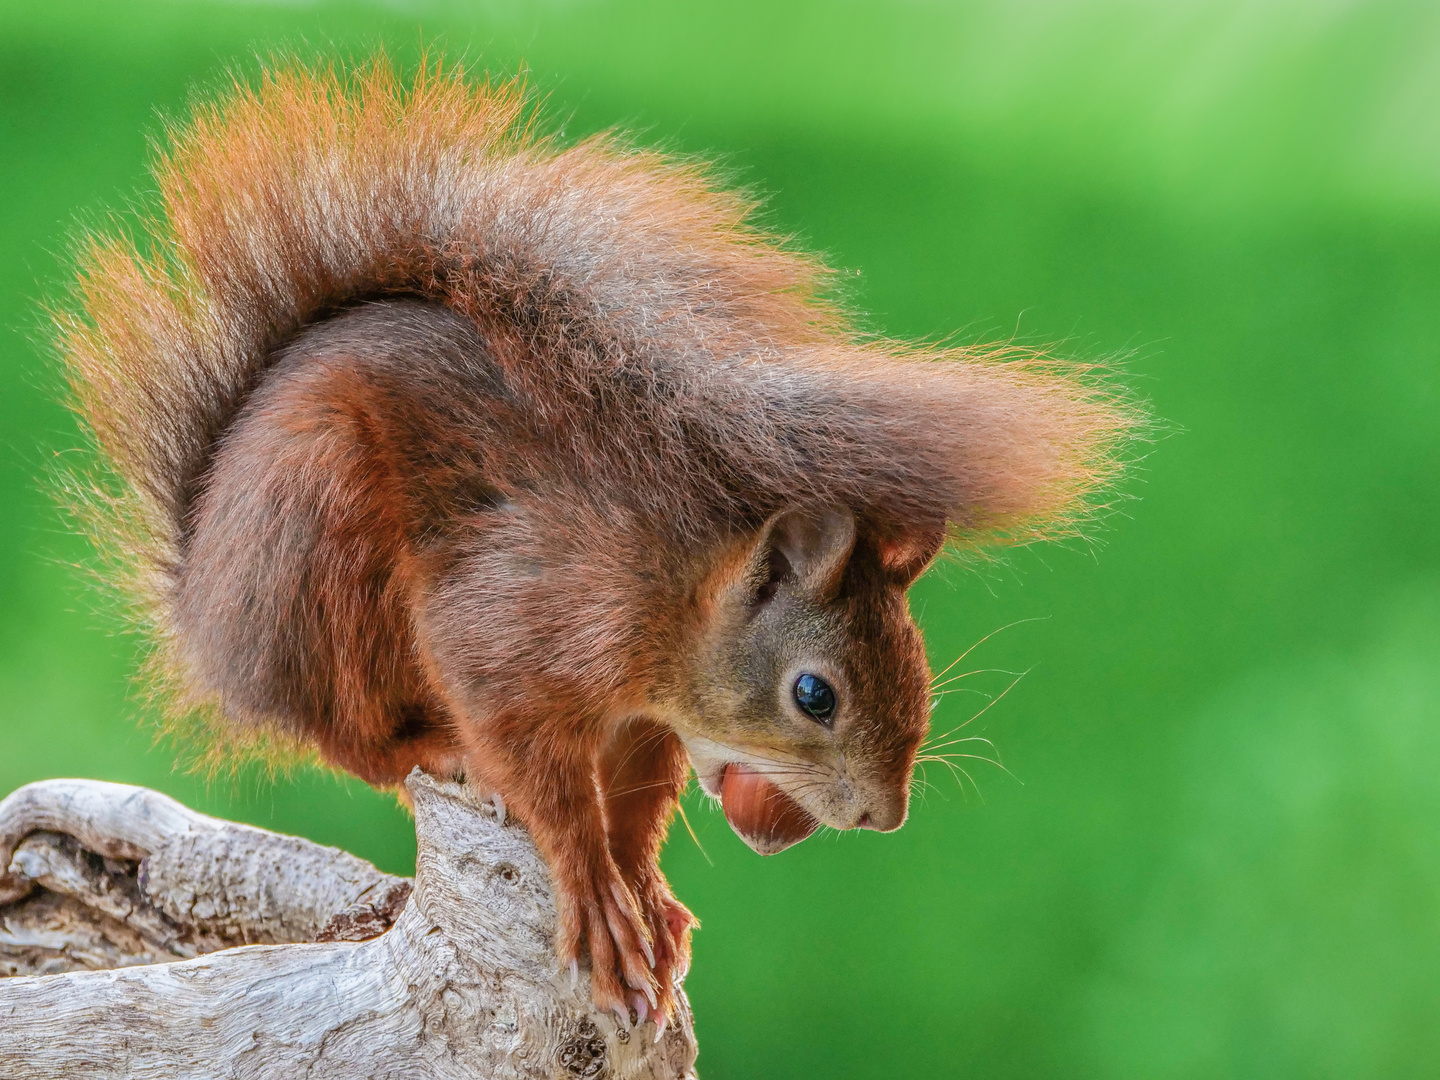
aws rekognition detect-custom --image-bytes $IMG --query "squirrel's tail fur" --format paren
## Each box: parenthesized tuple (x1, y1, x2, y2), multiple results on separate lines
(57, 55, 1139, 764)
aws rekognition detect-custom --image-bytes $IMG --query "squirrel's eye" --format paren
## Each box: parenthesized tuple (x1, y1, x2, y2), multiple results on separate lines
(793, 673, 837, 725)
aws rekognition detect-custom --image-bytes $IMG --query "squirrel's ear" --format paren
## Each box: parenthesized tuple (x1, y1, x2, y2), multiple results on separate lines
(757, 504, 856, 601)
(875, 523, 947, 589)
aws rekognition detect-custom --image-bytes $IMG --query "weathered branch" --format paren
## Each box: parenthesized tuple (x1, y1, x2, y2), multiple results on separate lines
(0, 771, 698, 1079)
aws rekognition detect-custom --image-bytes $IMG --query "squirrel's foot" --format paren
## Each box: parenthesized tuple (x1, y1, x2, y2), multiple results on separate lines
(557, 863, 661, 1023)
(632, 872, 695, 1018)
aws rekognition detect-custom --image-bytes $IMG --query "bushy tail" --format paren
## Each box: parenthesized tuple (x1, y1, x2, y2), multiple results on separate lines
(55, 53, 1142, 756)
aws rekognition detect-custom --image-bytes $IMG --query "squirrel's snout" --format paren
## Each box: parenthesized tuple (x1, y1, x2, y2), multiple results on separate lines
(852, 790, 907, 833)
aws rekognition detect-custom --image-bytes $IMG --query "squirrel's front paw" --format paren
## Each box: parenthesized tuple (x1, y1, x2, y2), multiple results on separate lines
(633, 872, 695, 1016)
(556, 864, 662, 1029)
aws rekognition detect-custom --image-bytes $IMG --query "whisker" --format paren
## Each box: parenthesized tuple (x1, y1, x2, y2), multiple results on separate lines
(924, 755, 985, 801)
(673, 798, 711, 865)
(918, 752, 1003, 771)
(606, 723, 673, 781)
(929, 667, 1024, 691)
(922, 670, 1030, 753)
(958, 667, 1029, 729)
(927, 617, 1046, 686)
(918, 749, 1022, 788)
(928, 689, 993, 713)
(606, 777, 687, 799)
(920, 734, 1000, 755)
(921, 714, 993, 749)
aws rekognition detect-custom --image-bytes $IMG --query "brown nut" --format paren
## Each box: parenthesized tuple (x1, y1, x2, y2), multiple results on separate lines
(719, 763, 820, 855)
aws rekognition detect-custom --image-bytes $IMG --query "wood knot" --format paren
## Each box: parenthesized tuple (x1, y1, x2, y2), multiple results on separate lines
(557, 1018, 608, 1078)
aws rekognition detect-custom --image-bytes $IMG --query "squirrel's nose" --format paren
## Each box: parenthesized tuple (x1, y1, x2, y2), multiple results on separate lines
(855, 803, 905, 832)
(854, 781, 910, 831)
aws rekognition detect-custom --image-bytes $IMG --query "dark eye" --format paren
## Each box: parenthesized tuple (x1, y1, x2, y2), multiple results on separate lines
(793, 673, 837, 724)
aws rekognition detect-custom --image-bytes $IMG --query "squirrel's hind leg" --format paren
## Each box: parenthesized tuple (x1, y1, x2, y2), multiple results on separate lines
(596, 719, 697, 1020)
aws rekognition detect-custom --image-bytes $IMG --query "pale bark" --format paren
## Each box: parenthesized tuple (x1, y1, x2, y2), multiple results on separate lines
(0, 771, 698, 1079)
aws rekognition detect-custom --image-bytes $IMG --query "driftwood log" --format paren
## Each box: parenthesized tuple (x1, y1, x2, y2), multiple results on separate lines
(0, 770, 698, 1078)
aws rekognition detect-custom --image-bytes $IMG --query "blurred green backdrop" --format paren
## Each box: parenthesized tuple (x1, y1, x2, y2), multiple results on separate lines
(3, 1, 1438, 1076)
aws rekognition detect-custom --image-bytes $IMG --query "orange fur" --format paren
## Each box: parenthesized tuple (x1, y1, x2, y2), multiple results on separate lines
(55, 55, 1140, 1020)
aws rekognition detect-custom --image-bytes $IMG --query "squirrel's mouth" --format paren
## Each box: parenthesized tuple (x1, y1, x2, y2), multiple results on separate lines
(714, 763, 820, 856)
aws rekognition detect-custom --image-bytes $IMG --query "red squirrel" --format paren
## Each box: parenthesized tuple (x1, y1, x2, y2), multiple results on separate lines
(49, 58, 1134, 1026)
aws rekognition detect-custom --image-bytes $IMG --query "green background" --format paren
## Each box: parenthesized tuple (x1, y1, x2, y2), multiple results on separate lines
(3, 1, 1438, 1075)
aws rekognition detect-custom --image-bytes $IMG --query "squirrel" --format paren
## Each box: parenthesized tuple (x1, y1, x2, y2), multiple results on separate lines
(48, 57, 1134, 1026)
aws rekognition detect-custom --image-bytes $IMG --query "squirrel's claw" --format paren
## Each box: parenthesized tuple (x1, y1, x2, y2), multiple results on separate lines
(631, 872, 694, 1021)
(632, 979, 658, 1012)
(559, 867, 663, 1024)
(611, 881, 656, 969)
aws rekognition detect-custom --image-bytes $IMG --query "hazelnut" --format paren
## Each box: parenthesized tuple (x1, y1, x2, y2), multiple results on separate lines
(719, 763, 820, 855)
